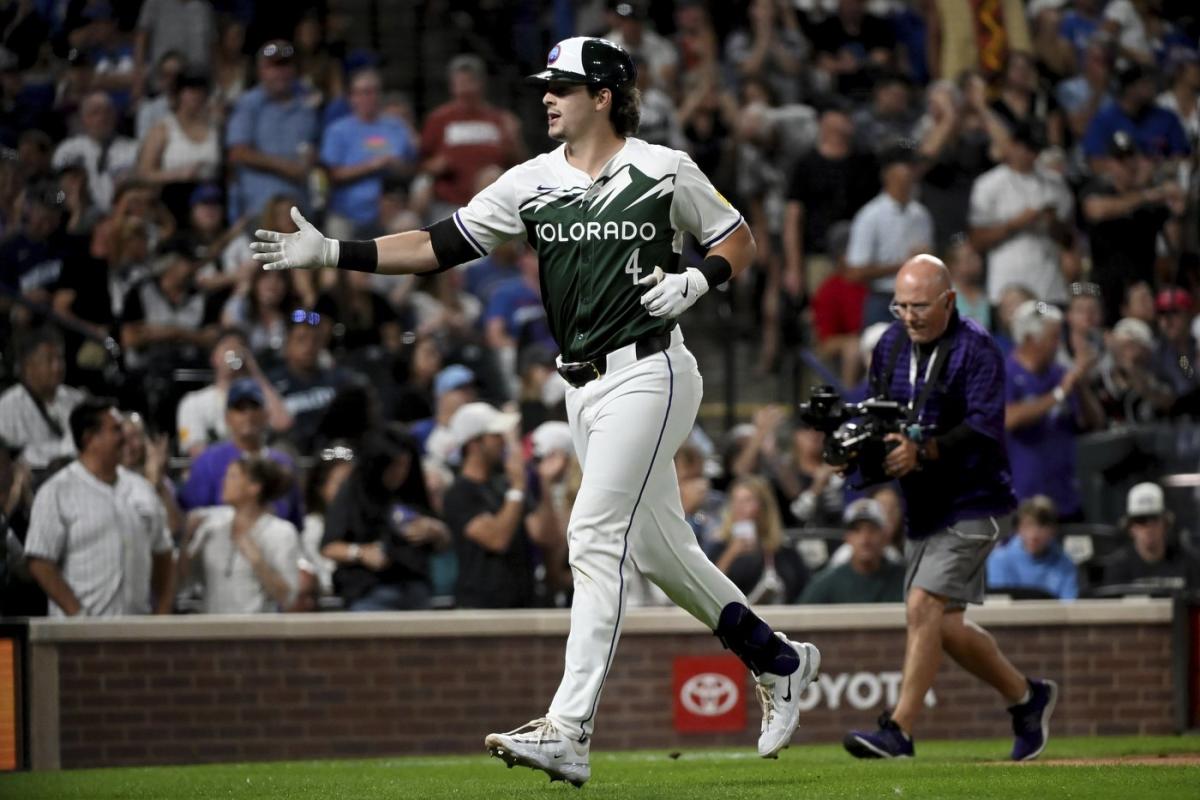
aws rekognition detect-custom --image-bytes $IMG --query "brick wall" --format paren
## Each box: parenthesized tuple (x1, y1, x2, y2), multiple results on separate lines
(53, 622, 1173, 768)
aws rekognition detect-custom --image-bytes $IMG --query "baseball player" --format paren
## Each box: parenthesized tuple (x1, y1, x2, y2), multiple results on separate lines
(252, 37, 819, 786)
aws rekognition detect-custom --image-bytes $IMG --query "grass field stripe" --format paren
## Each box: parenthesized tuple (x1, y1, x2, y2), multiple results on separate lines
(578, 352, 676, 741)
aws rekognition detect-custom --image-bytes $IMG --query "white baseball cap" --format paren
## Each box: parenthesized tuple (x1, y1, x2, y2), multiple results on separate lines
(1112, 317, 1155, 348)
(531, 421, 574, 458)
(1126, 482, 1165, 517)
(448, 402, 520, 448)
(843, 498, 887, 530)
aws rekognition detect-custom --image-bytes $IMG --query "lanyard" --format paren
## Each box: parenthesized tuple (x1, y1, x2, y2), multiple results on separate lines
(907, 343, 945, 424)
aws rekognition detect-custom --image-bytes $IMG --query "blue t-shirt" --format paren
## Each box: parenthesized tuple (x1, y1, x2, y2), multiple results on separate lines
(986, 537, 1079, 600)
(320, 114, 415, 224)
(1058, 12, 1099, 62)
(1082, 102, 1191, 160)
(484, 277, 556, 352)
(1004, 355, 1082, 517)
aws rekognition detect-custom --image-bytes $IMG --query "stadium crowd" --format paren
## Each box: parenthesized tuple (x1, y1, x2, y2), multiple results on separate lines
(2, 0, 1200, 617)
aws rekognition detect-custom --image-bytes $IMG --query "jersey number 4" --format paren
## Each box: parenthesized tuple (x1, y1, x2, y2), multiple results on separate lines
(624, 248, 643, 285)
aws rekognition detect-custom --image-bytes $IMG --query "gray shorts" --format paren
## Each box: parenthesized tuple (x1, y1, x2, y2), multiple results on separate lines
(904, 517, 1005, 611)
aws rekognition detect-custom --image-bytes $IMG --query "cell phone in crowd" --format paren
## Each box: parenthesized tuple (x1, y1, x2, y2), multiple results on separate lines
(732, 520, 756, 541)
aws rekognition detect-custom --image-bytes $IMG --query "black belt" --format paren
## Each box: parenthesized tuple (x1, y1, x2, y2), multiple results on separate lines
(557, 331, 673, 388)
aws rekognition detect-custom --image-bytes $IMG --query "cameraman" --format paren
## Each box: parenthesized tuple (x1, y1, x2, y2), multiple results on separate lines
(842, 256, 1056, 762)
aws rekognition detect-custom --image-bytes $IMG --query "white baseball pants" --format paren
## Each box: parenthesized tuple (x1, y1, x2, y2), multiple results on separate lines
(546, 328, 749, 741)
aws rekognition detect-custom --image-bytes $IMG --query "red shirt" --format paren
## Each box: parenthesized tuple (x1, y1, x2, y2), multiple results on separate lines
(420, 102, 516, 206)
(811, 273, 867, 341)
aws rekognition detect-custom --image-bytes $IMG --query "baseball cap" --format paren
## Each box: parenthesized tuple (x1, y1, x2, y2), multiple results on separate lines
(190, 183, 222, 207)
(1126, 482, 1165, 517)
(1010, 121, 1045, 152)
(527, 37, 636, 89)
(434, 364, 476, 399)
(843, 498, 886, 530)
(1112, 317, 1155, 348)
(259, 39, 296, 64)
(878, 140, 918, 168)
(1117, 64, 1153, 92)
(531, 421, 574, 458)
(448, 402, 520, 448)
(1108, 130, 1139, 158)
(1155, 287, 1192, 314)
(227, 378, 265, 409)
(613, 1, 647, 19)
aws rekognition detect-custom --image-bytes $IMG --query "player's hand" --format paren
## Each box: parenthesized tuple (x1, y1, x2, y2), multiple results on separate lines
(638, 266, 709, 318)
(250, 207, 338, 271)
(883, 433, 919, 478)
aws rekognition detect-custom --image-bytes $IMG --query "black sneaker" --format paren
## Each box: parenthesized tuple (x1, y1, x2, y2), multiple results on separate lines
(1008, 679, 1058, 761)
(843, 710, 915, 759)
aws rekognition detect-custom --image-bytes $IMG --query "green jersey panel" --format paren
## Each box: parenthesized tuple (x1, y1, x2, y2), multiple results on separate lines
(453, 138, 743, 362)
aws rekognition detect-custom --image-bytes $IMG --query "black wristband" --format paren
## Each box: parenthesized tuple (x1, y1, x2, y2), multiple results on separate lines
(698, 254, 733, 288)
(337, 239, 379, 273)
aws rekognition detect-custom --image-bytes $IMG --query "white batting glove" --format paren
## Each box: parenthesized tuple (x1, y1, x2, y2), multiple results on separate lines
(638, 266, 709, 319)
(250, 207, 338, 271)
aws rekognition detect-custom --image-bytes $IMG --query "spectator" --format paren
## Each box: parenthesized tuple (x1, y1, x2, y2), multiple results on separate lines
(1158, 48, 1199, 151)
(829, 484, 904, 567)
(76, 4, 136, 115)
(524, 420, 578, 605)
(212, 16, 249, 113)
(134, 69, 221, 224)
(187, 184, 256, 295)
(783, 422, 844, 529)
(321, 424, 446, 608)
(134, 0, 216, 87)
(677, 67, 738, 186)
(1153, 287, 1200, 399)
(56, 158, 103, 237)
(301, 443, 356, 597)
(811, 0, 895, 101)
(180, 455, 302, 613)
(1057, 35, 1114, 142)
(604, 0, 678, 93)
(292, 12, 344, 108)
(705, 475, 807, 604)
(320, 67, 416, 240)
(1120, 279, 1157, 325)
(947, 235, 990, 330)
(416, 364, 478, 465)
(969, 123, 1075, 306)
(846, 143, 934, 325)
(0, 328, 85, 473)
(1058, 0, 1105, 62)
(226, 40, 317, 221)
(119, 411, 183, 542)
(176, 329, 292, 457)
(1100, 482, 1200, 594)
(992, 282, 1037, 356)
(783, 109, 878, 307)
(989, 50, 1065, 148)
(442, 402, 534, 608)
(807, 222, 869, 388)
(724, 0, 808, 106)
(1004, 301, 1103, 521)
(675, 441, 723, 549)
(387, 334, 443, 424)
(135, 50, 185, 140)
(1083, 64, 1191, 165)
(627, 53, 684, 150)
(0, 437, 41, 616)
(1102, 0, 1159, 68)
(267, 315, 364, 454)
(1081, 131, 1183, 322)
(1062, 281, 1106, 366)
(851, 72, 920, 156)
(24, 398, 174, 616)
(1029, 1, 1077, 82)
(178, 378, 304, 529)
(464, 236, 522, 306)
(484, 245, 555, 396)
(0, 182, 68, 310)
(315, 270, 405, 356)
(419, 54, 523, 215)
(222, 251, 298, 360)
(986, 495, 1079, 600)
(50, 90, 137, 212)
(515, 344, 567, 435)
(119, 237, 221, 374)
(799, 498, 904, 604)
(1095, 316, 1176, 422)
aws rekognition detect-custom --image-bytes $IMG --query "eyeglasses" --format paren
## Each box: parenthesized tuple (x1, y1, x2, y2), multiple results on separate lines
(260, 42, 295, 62)
(1069, 282, 1102, 298)
(291, 309, 321, 326)
(889, 290, 949, 320)
(320, 446, 354, 462)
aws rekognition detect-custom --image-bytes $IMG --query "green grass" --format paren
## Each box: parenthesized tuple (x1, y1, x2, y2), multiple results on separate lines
(3, 736, 1199, 800)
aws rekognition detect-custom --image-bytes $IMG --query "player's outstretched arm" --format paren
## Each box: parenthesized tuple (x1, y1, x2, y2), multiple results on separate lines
(639, 222, 756, 319)
(251, 207, 439, 276)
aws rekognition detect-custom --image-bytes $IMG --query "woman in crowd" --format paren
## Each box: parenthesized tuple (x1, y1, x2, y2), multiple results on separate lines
(300, 442, 356, 598)
(222, 263, 298, 363)
(705, 475, 807, 604)
(180, 456, 303, 614)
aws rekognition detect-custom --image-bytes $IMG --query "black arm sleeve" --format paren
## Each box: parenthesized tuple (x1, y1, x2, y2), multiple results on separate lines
(932, 422, 998, 462)
(422, 216, 479, 275)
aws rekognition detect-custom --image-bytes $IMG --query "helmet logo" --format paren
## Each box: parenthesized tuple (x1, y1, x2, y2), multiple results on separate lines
(548, 45, 560, 65)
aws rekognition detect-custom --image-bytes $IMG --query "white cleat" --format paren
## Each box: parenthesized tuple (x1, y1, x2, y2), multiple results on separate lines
(757, 635, 821, 758)
(485, 717, 591, 788)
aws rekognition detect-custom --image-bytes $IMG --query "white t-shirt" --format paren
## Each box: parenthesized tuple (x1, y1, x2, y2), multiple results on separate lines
(0, 383, 85, 469)
(187, 507, 300, 614)
(51, 135, 139, 212)
(969, 164, 1074, 304)
(25, 463, 173, 617)
(846, 193, 935, 292)
(176, 384, 226, 454)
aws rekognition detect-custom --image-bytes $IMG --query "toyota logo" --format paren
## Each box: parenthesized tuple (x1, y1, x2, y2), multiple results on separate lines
(680, 673, 739, 717)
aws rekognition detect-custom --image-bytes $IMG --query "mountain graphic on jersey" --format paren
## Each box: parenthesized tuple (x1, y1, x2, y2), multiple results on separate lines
(518, 164, 680, 363)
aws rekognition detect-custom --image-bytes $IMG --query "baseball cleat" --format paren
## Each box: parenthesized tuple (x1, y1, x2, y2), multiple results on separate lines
(757, 635, 821, 758)
(485, 717, 590, 787)
(844, 710, 915, 759)
(1008, 678, 1058, 761)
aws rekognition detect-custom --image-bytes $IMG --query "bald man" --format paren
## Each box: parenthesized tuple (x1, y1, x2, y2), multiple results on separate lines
(841, 255, 1058, 762)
